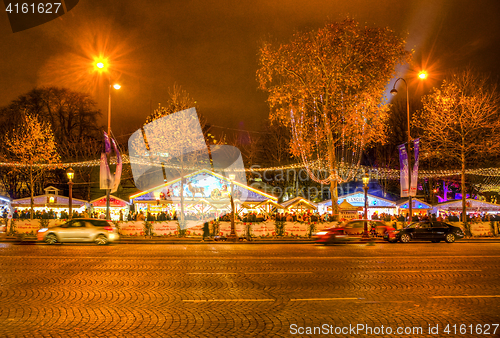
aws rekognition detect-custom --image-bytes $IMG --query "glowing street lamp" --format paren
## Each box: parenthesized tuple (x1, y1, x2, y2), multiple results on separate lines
(418, 71, 427, 80)
(390, 72, 427, 222)
(66, 167, 75, 220)
(95, 59, 121, 220)
(104, 82, 121, 220)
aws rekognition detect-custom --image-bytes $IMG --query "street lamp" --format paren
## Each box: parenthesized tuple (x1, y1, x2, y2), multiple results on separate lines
(390, 73, 426, 223)
(362, 172, 370, 238)
(66, 167, 74, 220)
(418, 71, 427, 80)
(107, 81, 121, 136)
(95, 60, 121, 220)
(105, 81, 121, 220)
(228, 174, 238, 242)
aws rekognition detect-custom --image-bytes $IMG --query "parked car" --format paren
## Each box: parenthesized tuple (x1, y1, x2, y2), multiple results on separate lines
(37, 219, 119, 245)
(314, 219, 394, 244)
(384, 221, 465, 243)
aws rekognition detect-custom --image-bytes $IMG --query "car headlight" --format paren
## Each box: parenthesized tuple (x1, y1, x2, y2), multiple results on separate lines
(38, 228, 48, 233)
(315, 232, 328, 236)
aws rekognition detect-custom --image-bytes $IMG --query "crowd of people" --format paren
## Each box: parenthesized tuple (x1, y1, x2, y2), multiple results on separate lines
(5, 209, 88, 220)
(3, 207, 500, 224)
(274, 211, 323, 222)
(370, 211, 500, 223)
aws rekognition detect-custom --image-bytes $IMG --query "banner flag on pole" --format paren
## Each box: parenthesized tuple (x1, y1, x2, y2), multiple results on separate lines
(111, 138, 122, 193)
(100, 131, 122, 191)
(103, 132, 111, 154)
(398, 144, 409, 197)
(410, 138, 420, 197)
(100, 151, 112, 189)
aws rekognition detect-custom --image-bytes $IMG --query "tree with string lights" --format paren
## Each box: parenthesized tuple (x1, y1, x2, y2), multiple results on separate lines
(257, 18, 411, 219)
(3, 113, 60, 219)
(414, 69, 500, 234)
(130, 84, 224, 233)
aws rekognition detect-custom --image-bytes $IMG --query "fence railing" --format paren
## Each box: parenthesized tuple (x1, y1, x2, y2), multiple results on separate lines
(2, 219, 499, 238)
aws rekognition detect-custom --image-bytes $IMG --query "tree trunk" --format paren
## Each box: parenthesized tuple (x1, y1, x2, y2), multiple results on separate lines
(461, 152, 468, 235)
(30, 165, 34, 220)
(327, 131, 338, 221)
(330, 179, 338, 220)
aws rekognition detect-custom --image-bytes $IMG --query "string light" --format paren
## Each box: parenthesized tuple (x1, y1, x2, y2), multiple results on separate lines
(2, 155, 500, 192)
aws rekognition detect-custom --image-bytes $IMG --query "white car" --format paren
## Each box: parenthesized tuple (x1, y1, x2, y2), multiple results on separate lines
(37, 218, 119, 245)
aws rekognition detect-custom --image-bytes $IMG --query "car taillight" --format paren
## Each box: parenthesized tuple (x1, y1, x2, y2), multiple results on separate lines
(104, 226, 113, 231)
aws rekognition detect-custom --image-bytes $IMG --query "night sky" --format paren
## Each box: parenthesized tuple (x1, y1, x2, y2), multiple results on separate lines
(1, 0, 500, 140)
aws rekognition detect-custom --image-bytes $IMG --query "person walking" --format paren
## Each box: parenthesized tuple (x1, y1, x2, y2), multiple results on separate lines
(202, 222, 210, 242)
(137, 211, 145, 221)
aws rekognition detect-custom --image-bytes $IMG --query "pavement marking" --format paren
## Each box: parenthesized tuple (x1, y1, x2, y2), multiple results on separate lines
(183, 299, 275, 303)
(187, 272, 238, 275)
(187, 271, 313, 275)
(3, 255, 500, 260)
(244, 271, 313, 274)
(431, 295, 500, 299)
(290, 298, 358, 301)
(367, 269, 482, 273)
(182, 296, 500, 303)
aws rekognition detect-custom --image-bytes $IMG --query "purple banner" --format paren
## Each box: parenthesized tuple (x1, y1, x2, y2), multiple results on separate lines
(410, 138, 420, 197)
(100, 152, 112, 189)
(398, 144, 409, 197)
(103, 131, 111, 154)
(111, 138, 122, 193)
(100, 131, 122, 191)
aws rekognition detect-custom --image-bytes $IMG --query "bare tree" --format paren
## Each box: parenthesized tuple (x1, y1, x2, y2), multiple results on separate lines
(414, 69, 500, 234)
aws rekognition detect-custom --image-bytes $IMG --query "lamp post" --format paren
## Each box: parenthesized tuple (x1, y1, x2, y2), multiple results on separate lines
(390, 72, 426, 223)
(362, 173, 370, 238)
(66, 168, 74, 220)
(96, 61, 121, 221)
(105, 82, 121, 220)
(228, 174, 238, 242)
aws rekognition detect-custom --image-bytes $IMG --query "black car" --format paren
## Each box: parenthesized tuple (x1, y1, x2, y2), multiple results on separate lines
(385, 221, 465, 243)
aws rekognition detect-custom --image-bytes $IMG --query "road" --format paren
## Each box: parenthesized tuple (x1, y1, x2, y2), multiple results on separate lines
(0, 242, 499, 337)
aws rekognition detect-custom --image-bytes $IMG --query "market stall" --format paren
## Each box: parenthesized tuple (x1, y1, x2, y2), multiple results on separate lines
(255, 199, 284, 216)
(130, 169, 278, 223)
(339, 200, 360, 220)
(282, 197, 318, 213)
(318, 192, 397, 219)
(432, 199, 500, 216)
(0, 194, 11, 217)
(397, 198, 433, 216)
(90, 195, 130, 221)
(11, 186, 88, 218)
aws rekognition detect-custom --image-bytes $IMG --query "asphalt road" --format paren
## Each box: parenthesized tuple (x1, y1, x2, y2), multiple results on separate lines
(0, 242, 499, 337)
